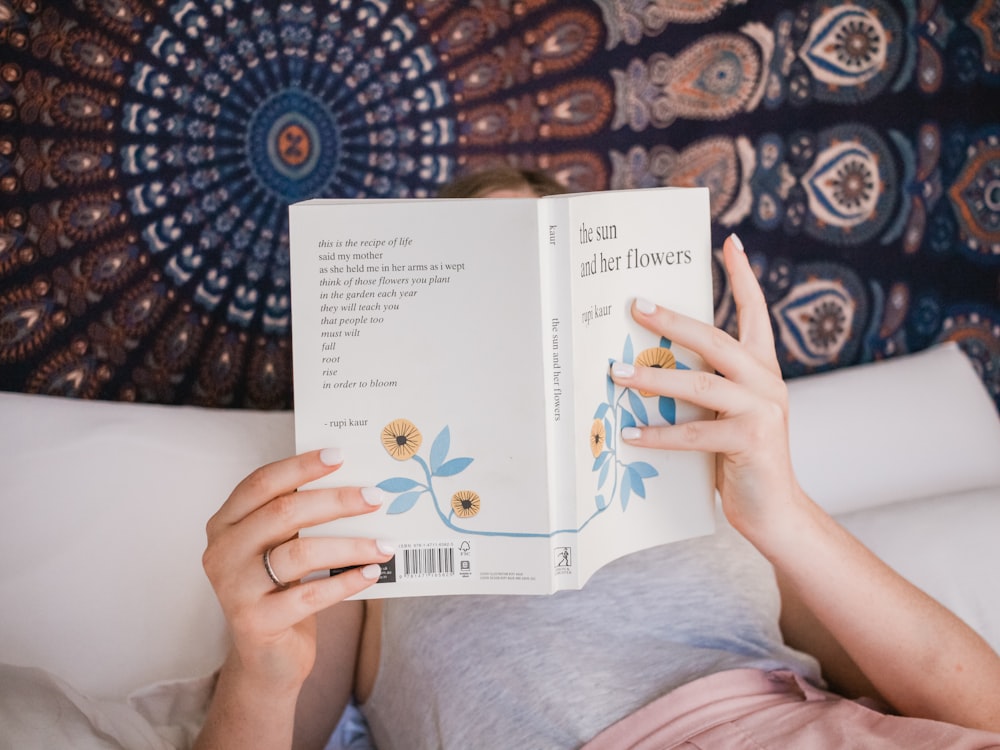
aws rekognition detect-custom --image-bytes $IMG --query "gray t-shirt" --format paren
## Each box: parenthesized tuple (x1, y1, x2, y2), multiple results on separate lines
(361, 518, 821, 749)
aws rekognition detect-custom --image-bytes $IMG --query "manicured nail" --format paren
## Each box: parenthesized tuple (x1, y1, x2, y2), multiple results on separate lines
(376, 539, 395, 555)
(361, 563, 383, 580)
(634, 297, 656, 315)
(319, 447, 344, 466)
(728, 233, 744, 253)
(621, 427, 642, 441)
(611, 361, 635, 378)
(361, 486, 384, 506)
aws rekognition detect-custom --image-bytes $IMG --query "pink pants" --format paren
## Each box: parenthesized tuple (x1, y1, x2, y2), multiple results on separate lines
(582, 668, 1000, 749)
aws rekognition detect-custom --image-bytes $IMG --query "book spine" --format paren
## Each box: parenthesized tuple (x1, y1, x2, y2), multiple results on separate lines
(538, 197, 579, 592)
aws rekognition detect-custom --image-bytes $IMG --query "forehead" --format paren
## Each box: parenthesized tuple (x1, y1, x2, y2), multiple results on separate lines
(478, 186, 537, 198)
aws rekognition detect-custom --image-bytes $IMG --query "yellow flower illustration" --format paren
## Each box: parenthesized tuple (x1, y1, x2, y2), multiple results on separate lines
(381, 418, 423, 460)
(590, 419, 606, 458)
(451, 490, 481, 518)
(634, 346, 677, 397)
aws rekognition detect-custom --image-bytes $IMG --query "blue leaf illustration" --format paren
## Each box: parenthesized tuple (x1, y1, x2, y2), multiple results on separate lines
(434, 456, 473, 477)
(594, 402, 610, 420)
(592, 451, 610, 471)
(621, 409, 636, 429)
(627, 466, 647, 498)
(378, 477, 422, 492)
(678, 361, 690, 371)
(660, 336, 671, 348)
(658, 395, 676, 424)
(623, 334, 634, 363)
(628, 388, 648, 424)
(386, 491, 423, 514)
(597, 457, 611, 487)
(629, 461, 659, 479)
(429, 426, 450, 473)
(595, 493, 608, 511)
(606, 369, 614, 404)
(620, 470, 632, 511)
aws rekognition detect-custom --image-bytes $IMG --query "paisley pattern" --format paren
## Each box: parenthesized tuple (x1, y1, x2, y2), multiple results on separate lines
(1, 0, 998, 409)
(795, 0, 903, 102)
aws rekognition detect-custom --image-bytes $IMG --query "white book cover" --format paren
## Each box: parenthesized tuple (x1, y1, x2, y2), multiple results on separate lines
(289, 186, 716, 598)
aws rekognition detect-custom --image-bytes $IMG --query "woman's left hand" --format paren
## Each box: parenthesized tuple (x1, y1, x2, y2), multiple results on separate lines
(611, 234, 1000, 733)
(610, 233, 805, 539)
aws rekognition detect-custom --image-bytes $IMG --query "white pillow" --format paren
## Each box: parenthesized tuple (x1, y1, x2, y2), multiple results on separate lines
(836, 486, 1000, 654)
(0, 393, 294, 700)
(1, 341, 997, 704)
(787, 342, 1000, 516)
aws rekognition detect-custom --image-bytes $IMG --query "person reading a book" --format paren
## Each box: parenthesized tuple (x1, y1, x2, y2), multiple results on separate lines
(195, 169, 1000, 749)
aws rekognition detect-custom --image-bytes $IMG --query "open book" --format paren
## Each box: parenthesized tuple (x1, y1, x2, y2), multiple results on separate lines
(289, 186, 716, 598)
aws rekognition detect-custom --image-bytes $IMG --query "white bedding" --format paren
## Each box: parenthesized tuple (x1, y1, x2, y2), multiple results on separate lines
(1, 342, 998, 748)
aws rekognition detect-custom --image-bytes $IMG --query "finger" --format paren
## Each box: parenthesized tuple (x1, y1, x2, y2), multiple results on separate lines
(610, 362, 742, 416)
(620, 413, 758, 456)
(209, 448, 345, 529)
(254, 564, 386, 630)
(232, 485, 385, 553)
(264, 536, 395, 591)
(629, 297, 773, 389)
(723, 234, 780, 373)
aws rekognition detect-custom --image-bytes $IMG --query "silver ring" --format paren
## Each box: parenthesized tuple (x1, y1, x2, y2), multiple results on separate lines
(263, 546, 289, 590)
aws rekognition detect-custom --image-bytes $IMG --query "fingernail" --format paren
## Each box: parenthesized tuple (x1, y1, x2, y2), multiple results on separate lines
(621, 427, 642, 441)
(361, 563, 383, 580)
(319, 447, 344, 466)
(611, 361, 635, 378)
(728, 233, 744, 253)
(634, 297, 656, 315)
(376, 539, 395, 555)
(361, 486, 384, 506)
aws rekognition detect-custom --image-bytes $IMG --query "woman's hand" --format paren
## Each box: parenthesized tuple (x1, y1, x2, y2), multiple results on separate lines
(610, 234, 1000, 732)
(203, 447, 392, 688)
(609, 233, 804, 539)
(196, 448, 394, 750)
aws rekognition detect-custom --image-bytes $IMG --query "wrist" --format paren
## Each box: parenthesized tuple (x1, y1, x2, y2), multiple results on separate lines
(222, 649, 310, 706)
(726, 482, 825, 563)
(195, 650, 306, 750)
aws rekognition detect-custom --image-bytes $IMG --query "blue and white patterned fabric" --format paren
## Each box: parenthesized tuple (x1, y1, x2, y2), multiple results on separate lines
(1, 1, 997, 409)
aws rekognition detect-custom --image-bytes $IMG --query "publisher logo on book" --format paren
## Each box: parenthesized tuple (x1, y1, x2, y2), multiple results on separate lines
(554, 547, 573, 576)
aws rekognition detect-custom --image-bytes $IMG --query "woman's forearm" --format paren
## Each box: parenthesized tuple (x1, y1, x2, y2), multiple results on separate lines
(749, 489, 1000, 732)
(194, 651, 302, 750)
(612, 235, 1000, 732)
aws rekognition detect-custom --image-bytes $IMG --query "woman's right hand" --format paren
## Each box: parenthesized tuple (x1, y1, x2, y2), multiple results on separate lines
(201, 447, 394, 693)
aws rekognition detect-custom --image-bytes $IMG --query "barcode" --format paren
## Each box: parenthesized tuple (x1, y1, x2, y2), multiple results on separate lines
(401, 545, 455, 578)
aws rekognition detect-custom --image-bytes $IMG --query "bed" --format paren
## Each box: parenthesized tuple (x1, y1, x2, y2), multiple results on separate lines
(1, 342, 998, 748)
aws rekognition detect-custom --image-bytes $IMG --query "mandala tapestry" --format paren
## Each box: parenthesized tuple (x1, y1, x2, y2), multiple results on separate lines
(1, 0, 998, 410)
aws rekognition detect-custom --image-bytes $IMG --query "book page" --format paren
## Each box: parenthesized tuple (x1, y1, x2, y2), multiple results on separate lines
(562, 188, 717, 585)
(289, 198, 556, 597)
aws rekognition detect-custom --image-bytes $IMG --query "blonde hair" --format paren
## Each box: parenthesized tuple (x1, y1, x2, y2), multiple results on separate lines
(437, 166, 568, 199)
